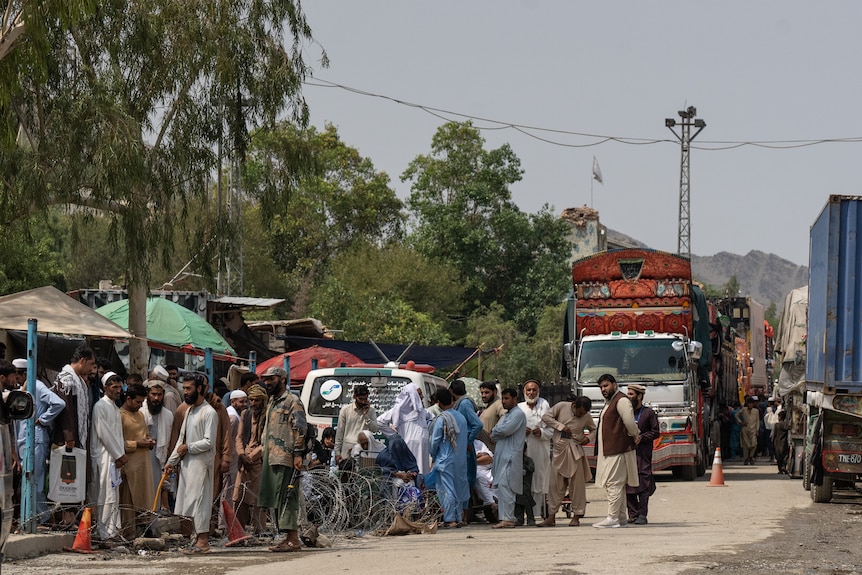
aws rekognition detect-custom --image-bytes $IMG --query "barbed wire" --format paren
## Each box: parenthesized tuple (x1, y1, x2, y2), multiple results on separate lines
(19, 466, 441, 547)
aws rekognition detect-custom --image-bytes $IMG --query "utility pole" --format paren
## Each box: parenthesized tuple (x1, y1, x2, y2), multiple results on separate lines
(665, 106, 706, 258)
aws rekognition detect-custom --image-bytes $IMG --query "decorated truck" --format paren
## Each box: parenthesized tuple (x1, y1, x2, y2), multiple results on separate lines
(804, 195, 862, 502)
(562, 248, 711, 480)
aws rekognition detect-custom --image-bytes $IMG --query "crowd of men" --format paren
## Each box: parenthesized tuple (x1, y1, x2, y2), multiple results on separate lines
(370, 374, 662, 530)
(1, 346, 315, 554)
(2, 344, 671, 554)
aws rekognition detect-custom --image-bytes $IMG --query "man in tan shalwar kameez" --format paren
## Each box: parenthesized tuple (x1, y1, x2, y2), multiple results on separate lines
(593, 374, 640, 529)
(538, 395, 597, 527)
(119, 383, 155, 539)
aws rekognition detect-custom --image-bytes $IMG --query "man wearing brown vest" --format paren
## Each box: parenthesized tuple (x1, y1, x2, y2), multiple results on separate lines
(593, 374, 640, 529)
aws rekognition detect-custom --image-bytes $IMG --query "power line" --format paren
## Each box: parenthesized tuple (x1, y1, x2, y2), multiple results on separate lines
(304, 78, 862, 151)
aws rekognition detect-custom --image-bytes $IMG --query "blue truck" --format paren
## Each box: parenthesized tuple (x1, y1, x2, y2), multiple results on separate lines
(804, 195, 862, 502)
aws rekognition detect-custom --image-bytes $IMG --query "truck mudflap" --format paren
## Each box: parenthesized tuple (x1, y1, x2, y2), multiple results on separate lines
(581, 432, 697, 471)
(651, 432, 697, 471)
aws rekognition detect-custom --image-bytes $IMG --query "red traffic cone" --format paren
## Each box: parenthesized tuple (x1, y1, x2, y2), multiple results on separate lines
(63, 507, 97, 553)
(222, 499, 253, 547)
(707, 447, 727, 487)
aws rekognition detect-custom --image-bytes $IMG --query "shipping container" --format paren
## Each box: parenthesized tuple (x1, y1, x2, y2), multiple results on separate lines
(807, 195, 862, 392)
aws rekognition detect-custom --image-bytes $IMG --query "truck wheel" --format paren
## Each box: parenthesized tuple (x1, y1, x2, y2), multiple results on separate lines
(678, 464, 697, 481)
(696, 443, 707, 478)
(810, 477, 833, 503)
(802, 453, 811, 491)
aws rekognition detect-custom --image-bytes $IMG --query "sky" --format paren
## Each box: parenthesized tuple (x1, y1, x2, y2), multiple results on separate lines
(298, 1, 862, 267)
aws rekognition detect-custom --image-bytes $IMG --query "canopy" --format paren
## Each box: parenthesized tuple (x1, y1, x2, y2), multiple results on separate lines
(0, 286, 130, 338)
(96, 297, 235, 357)
(256, 346, 363, 387)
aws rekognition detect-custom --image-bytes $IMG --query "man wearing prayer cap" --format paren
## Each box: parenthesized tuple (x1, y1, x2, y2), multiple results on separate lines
(625, 383, 660, 525)
(222, 389, 248, 526)
(150, 365, 181, 414)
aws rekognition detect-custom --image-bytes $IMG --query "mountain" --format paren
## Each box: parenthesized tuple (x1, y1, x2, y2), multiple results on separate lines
(691, 250, 808, 309)
(604, 229, 807, 308)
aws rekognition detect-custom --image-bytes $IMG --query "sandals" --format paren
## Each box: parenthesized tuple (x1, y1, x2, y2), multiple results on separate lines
(182, 545, 211, 555)
(269, 540, 302, 553)
(491, 521, 515, 529)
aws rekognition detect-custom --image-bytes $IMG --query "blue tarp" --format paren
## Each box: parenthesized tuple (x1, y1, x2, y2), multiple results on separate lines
(279, 336, 478, 371)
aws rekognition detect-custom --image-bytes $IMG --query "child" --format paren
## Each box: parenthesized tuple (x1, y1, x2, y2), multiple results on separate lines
(513, 443, 536, 526)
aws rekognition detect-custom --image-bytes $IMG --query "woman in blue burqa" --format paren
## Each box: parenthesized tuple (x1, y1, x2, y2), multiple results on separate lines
(376, 435, 422, 506)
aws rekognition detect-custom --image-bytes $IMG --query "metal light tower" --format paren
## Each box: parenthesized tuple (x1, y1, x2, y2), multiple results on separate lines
(665, 106, 706, 258)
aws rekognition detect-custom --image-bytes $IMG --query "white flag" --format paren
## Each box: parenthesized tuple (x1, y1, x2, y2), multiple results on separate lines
(592, 156, 603, 185)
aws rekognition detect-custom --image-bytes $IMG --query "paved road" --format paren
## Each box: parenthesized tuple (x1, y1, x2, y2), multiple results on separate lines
(6, 460, 810, 575)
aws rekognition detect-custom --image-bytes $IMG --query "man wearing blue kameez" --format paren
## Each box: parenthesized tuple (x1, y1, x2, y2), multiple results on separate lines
(450, 379, 483, 507)
(490, 387, 527, 529)
(429, 388, 469, 528)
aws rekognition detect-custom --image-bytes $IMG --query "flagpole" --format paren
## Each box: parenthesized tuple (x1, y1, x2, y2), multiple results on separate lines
(590, 168, 594, 208)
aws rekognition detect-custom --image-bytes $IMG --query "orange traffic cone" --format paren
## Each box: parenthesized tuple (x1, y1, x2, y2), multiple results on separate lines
(63, 507, 97, 553)
(707, 447, 727, 487)
(222, 500, 253, 547)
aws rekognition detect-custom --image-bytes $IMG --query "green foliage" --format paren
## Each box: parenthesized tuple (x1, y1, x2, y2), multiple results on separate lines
(0, 216, 66, 294)
(307, 243, 461, 345)
(246, 123, 403, 312)
(403, 121, 570, 334)
(531, 302, 567, 383)
(764, 300, 779, 328)
(724, 275, 741, 298)
(464, 303, 537, 386)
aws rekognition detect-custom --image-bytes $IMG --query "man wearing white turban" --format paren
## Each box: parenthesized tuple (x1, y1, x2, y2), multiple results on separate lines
(377, 383, 431, 475)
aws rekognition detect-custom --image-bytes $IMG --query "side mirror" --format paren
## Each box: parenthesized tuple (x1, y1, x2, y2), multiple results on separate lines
(563, 342, 575, 363)
(6, 390, 34, 420)
(687, 341, 703, 361)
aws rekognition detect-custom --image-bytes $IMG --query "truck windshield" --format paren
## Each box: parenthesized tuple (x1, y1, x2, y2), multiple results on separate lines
(578, 339, 688, 384)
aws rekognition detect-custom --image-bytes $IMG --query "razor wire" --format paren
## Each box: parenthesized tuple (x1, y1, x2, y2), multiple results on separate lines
(21, 464, 442, 544)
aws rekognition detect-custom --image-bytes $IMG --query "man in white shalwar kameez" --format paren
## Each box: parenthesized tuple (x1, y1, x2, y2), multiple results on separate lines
(377, 383, 432, 475)
(166, 375, 218, 554)
(518, 379, 553, 521)
(593, 374, 640, 529)
(90, 373, 127, 540)
(142, 380, 174, 510)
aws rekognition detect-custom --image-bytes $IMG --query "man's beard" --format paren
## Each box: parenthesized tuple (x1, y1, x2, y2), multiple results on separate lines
(184, 389, 199, 405)
(602, 387, 615, 400)
(251, 405, 264, 417)
(482, 396, 494, 407)
(526, 397, 538, 406)
(147, 399, 163, 414)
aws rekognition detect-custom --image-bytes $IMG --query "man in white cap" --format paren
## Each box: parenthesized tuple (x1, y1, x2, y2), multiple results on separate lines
(90, 372, 128, 539)
(13, 358, 65, 524)
(624, 383, 660, 526)
(221, 389, 247, 528)
(151, 365, 181, 414)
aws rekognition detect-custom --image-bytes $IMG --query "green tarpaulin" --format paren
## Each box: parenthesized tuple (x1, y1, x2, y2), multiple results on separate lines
(96, 298, 235, 356)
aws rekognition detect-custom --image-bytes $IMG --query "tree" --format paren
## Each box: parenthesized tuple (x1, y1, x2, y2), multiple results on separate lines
(402, 121, 570, 334)
(2, 2, 325, 372)
(724, 275, 741, 297)
(246, 123, 403, 314)
(307, 242, 462, 345)
(464, 303, 536, 385)
(0, 215, 66, 293)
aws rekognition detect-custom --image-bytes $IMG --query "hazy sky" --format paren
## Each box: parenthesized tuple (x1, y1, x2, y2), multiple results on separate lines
(300, 2, 862, 267)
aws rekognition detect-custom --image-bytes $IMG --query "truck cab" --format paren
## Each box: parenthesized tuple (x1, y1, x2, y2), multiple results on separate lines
(575, 331, 706, 479)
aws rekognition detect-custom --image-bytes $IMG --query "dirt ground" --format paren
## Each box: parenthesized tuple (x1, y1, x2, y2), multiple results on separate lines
(5, 463, 862, 575)
(676, 486, 862, 575)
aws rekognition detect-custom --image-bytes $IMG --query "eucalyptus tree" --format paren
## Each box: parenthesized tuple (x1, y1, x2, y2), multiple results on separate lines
(1, 1, 325, 372)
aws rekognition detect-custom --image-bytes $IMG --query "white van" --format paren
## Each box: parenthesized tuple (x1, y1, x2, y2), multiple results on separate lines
(300, 365, 449, 433)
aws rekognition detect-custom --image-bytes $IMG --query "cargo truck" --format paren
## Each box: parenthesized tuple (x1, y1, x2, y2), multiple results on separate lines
(563, 248, 711, 479)
(804, 195, 862, 502)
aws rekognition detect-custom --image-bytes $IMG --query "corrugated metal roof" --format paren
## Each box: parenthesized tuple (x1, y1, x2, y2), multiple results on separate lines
(210, 296, 284, 308)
